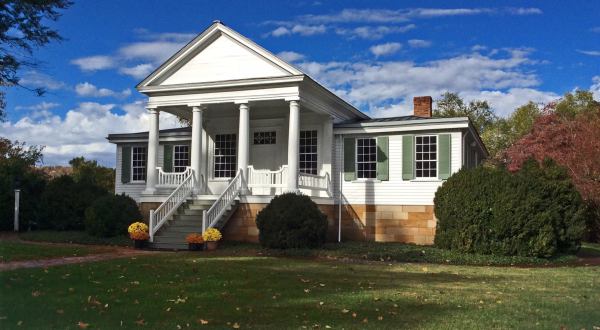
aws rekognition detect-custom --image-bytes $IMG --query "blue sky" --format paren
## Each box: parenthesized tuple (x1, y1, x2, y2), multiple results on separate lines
(2, 0, 599, 166)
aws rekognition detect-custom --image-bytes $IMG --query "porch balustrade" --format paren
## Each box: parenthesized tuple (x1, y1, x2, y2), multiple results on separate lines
(156, 167, 193, 188)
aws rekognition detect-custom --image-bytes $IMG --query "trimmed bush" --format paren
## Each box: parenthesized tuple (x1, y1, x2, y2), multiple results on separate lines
(434, 158, 586, 257)
(38, 175, 108, 230)
(84, 194, 142, 237)
(256, 193, 328, 249)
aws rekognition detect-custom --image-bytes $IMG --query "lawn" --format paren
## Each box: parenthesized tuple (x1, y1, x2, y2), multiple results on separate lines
(0, 240, 111, 263)
(19, 230, 130, 247)
(1, 252, 599, 329)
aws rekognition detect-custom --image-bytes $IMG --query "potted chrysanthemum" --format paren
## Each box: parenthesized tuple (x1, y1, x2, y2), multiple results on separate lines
(202, 228, 222, 251)
(186, 233, 204, 251)
(128, 222, 149, 249)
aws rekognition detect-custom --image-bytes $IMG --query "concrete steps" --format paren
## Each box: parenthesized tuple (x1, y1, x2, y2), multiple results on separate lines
(148, 197, 238, 250)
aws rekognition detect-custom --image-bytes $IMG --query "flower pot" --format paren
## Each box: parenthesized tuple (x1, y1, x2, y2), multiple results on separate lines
(205, 241, 218, 251)
(188, 243, 204, 251)
(133, 239, 147, 249)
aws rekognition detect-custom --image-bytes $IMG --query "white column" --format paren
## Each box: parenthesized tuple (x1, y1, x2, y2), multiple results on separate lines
(287, 100, 300, 192)
(191, 105, 204, 194)
(237, 102, 250, 193)
(143, 107, 159, 194)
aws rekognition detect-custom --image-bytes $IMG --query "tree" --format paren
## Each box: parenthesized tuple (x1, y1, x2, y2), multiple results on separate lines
(434, 92, 497, 135)
(0, 0, 72, 121)
(502, 91, 600, 241)
(69, 157, 115, 192)
(0, 138, 46, 230)
(482, 102, 541, 158)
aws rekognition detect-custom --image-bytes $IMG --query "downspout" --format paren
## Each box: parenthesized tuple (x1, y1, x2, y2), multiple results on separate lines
(337, 135, 343, 243)
(462, 130, 467, 169)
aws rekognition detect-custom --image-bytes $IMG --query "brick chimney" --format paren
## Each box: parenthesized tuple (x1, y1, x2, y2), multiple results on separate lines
(413, 96, 433, 118)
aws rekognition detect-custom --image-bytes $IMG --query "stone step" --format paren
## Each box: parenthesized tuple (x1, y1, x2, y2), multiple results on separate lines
(160, 224, 203, 232)
(172, 214, 203, 221)
(153, 235, 190, 244)
(177, 208, 205, 215)
(149, 242, 188, 250)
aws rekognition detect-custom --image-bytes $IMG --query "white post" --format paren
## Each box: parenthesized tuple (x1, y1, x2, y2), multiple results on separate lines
(191, 105, 205, 194)
(143, 108, 159, 194)
(149, 209, 155, 242)
(287, 100, 300, 192)
(202, 209, 207, 232)
(237, 102, 250, 194)
(321, 117, 334, 194)
(14, 189, 20, 232)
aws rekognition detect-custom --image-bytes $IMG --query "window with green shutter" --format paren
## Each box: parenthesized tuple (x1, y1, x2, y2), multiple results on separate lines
(402, 135, 414, 180)
(163, 144, 173, 172)
(121, 146, 131, 184)
(343, 138, 356, 181)
(438, 134, 452, 179)
(376, 136, 389, 181)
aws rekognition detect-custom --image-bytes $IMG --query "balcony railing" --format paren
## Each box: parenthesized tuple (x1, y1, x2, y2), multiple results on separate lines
(157, 167, 192, 188)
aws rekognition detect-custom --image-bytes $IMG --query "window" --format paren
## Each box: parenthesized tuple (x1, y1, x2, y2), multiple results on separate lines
(214, 134, 237, 178)
(173, 145, 190, 172)
(300, 130, 318, 175)
(131, 146, 147, 182)
(253, 131, 276, 145)
(356, 138, 377, 179)
(415, 135, 437, 178)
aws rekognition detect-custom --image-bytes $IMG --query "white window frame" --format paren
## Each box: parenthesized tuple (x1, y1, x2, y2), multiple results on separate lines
(355, 137, 377, 180)
(212, 133, 237, 179)
(172, 144, 190, 173)
(131, 146, 147, 183)
(253, 131, 277, 145)
(414, 134, 438, 179)
(299, 130, 318, 175)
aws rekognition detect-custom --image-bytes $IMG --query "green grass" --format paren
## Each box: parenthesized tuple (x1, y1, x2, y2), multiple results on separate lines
(0, 241, 108, 262)
(221, 241, 580, 266)
(579, 242, 600, 258)
(0, 252, 598, 329)
(19, 230, 130, 247)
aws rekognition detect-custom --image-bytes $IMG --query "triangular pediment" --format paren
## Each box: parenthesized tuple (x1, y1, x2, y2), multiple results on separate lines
(138, 22, 302, 88)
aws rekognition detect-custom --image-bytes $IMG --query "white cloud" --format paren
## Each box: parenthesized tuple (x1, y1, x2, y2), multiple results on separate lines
(591, 27, 600, 33)
(119, 63, 155, 79)
(506, 7, 543, 15)
(19, 71, 66, 90)
(70, 55, 116, 71)
(75, 82, 131, 99)
(267, 24, 326, 37)
(1, 101, 181, 166)
(576, 49, 600, 56)
(15, 102, 60, 111)
(276, 51, 306, 62)
(408, 39, 432, 48)
(298, 49, 555, 117)
(335, 24, 415, 40)
(591, 76, 600, 100)
(370, 42, 402, 57)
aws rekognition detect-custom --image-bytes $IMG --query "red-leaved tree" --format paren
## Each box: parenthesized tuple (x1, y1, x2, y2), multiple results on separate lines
(501, 106, 600, 241)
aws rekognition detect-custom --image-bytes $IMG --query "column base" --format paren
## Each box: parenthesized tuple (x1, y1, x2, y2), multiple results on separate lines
(141, 188, 157, 195)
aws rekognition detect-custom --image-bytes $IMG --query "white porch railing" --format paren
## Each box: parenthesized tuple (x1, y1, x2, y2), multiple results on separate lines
(157, 167, 192, 188)
(247, 165, 288, 188)
(299, 172, 332, 196)
(149, 169, 196, 242)
(202, 169, 243, 231)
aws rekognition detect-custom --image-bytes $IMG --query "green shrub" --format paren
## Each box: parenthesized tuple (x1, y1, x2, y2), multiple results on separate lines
(38, 175, 108, 230)
(256, 192, 328, 249)
(434, 158, 587, 257)
(84, 194, 142, 237)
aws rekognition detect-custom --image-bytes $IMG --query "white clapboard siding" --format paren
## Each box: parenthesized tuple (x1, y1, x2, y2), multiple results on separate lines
(332, 132, 462, 205)
(161, 34, 289, 86)
(115, 144, 165, 202)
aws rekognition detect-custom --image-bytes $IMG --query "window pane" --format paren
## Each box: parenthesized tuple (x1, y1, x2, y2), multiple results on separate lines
(415, 135, 437, 178)
(299, 130, 318, 175)
(214, 134, 237, 178)
(356, 138, 377, 179)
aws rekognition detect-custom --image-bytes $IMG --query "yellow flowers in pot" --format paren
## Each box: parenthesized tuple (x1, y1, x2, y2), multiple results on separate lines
(128, 222, 149, 241)
(202, 228, 222, 242)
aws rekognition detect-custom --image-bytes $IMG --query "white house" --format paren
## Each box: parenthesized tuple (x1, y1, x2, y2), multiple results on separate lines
(107, 21, 487, 249)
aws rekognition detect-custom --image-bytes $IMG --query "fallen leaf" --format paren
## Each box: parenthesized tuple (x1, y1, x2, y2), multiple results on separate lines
(342, 309, 349, 314)
(135, 319, 146, 325)
(378, 316, 383, 321)
(197, 319, 209, 325)
(77, 321, 89, 329)
(232, 322, 240, 328)
(319, 301, 324, 306)
(31, 291, 41, 297)
(304, 289, 310, 293)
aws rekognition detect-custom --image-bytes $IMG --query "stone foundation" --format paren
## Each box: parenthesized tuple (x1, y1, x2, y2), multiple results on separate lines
(221, 203, 436, 245)
(139, 202, 161, 223)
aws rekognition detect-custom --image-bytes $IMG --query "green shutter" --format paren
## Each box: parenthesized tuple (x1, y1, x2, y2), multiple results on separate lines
(343, 138, 356, 181)
(163, 144, 173, 172)
(376, 136, 389, 181)
(402, 135, 414, 180)
(438, 134, 452, 179)
(121, 146, 131, 184)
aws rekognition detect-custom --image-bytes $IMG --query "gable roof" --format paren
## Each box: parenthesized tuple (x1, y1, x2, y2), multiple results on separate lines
(137, 21, 303, 89)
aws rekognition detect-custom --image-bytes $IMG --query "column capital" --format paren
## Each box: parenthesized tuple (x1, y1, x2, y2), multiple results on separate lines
(146, 107, 159, 114)
(285, 96, 300, 102)
(190, 104, 207, 112)
(234, 100, 249, 105)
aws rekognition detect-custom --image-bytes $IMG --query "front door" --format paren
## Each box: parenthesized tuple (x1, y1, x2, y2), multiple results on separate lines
(250, 129, 283, 195)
